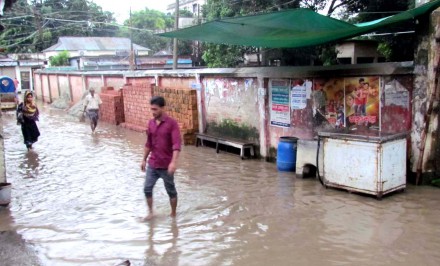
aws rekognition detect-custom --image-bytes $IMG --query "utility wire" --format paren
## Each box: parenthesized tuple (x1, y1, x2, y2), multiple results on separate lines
(362, 30, 415, 37)
(0, 14, 34, 20)
(42, 17, 153, 32)
(3, 21, 50, 49)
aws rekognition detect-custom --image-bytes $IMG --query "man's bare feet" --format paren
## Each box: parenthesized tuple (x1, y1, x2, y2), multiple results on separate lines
(142, 213, 154, 221)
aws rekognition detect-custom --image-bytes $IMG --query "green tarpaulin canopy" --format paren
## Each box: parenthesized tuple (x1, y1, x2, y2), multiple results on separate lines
(158, 0, 440, 48)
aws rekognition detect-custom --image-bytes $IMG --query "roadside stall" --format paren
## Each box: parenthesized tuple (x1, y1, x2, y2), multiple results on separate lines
(269, 75, 412, 199)
(318, 130, 407, 199)
(314, 76, 411, 198)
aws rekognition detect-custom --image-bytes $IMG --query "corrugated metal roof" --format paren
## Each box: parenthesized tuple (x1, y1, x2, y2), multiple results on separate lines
(153, 50, 173, 57)
(165, 59, 192, 64)
(43, 37, 150, 52)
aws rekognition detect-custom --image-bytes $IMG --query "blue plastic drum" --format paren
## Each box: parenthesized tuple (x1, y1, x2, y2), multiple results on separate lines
(277, 137, 298, 172)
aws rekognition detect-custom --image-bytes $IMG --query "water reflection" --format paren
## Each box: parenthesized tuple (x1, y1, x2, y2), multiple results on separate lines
(0, 207, 14, 229)
(0, 108, 440, 266)
(145, 219, 180, 266)
(91, 133, 100, 146)
(19, 151, 40, 179)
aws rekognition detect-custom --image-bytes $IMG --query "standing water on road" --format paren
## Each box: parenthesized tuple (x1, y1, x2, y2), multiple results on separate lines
(1, 106, 440, 266)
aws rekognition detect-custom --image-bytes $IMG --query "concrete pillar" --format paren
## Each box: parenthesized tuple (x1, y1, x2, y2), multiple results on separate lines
(155, 75, 161, 87)
(101, 75, 106, 88)
(30, 69, 34, 92)
(56, 74, 61, 99)
(257, 76, 268, 157)
(39, 74, 44, 101)
(67, 75, 73, 102)
(15, 65, 21, 92)
(412, 9, 440, 183)
(82, 75, 87, 92)
(0, 121, 6, 183)
(46, 75, 52, 103)
(195, 73, 205, 133)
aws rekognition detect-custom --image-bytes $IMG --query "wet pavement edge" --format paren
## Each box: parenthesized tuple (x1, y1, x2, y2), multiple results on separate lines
(1, 116, 41, 266)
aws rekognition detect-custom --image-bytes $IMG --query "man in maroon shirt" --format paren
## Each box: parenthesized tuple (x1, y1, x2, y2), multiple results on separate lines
(141, 96, 181, 220)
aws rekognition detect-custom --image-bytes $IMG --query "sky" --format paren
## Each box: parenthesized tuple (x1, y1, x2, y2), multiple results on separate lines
(91, 0, 173, 23)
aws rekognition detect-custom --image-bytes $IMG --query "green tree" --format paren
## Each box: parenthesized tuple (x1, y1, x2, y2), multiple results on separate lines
(118, 9, 173, 53)
(202, 43, 244, 67)
(0, 0, 118, 53)
(201, 0, 398, 67)
(0, 0, 36, 52)
(178, 9, 194, 17)
(49, 50, 70, 66)
(201, 0, 294, 67)
(119, 8, 193, 55)
(355, 0, 413, 62)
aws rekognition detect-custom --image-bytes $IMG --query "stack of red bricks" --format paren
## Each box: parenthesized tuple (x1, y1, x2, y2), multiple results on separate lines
(153, 87, 199, 145)
(120, 83, 154, 132)
(99, 87, 125, 125)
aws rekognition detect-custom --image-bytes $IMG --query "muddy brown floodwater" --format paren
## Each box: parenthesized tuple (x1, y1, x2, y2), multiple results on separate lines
(1, 106, 440, 266)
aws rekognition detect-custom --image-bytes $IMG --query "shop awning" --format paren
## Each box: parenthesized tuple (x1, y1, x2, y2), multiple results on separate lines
(158, 0, 440, 48)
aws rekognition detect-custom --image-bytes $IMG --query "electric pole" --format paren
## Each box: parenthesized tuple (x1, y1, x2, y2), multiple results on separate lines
(32, 5, 44, 52)
(129, 7, 135, 71)
(172, 0, 179, 70)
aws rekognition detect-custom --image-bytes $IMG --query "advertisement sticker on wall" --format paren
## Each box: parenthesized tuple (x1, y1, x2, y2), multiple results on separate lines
(312, 78, 345, 128)
(291, 79, 312, 110)
(384, 79, 409, 109)
(270, 79, 291, 128)
(344, 76, 380, 128)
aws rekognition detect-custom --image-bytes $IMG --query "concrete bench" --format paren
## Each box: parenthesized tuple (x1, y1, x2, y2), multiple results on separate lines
(196, 133, 256, 159)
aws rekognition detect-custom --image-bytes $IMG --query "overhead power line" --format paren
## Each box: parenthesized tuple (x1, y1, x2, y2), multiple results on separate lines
(0, 14, 34, 20)
(42, 17, 153, 32)
(3, 21, 50, 49)
(362, 30, 415, 37)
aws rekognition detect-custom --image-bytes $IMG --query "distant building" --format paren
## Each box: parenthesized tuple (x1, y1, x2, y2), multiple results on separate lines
(336, 40, 385, 65)
(44, 37, 150, 59)
(0, 53, 45, 92)
(167, 0, 205, 16)
(43, 37, 151, 70)
(136, 50, 193, 69)
(167, 0, 205, 28)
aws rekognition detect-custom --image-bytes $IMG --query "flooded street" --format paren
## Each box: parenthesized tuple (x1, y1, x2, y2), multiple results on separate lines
(1, 105, 440, 266)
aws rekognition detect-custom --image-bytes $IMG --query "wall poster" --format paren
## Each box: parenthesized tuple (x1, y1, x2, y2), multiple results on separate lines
(384, 79, 410, 109)
(312, 78, 345, 128)
(344, 76, 380, 128)
(270, 79, 291, 127)
(291, 79, 312, 110)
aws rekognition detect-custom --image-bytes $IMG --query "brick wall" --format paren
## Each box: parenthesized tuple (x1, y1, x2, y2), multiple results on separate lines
(70, 75, 84, 103)
(41, 75, 50, 103)
(159, 77, 195, 89)
(120, 83, 154, 132)
(106, 77, 125, 89)
(87, 76, 103, 92)
(127, 77, 154, 86)
(33, 73, 42, 100)
(154, 87, 199, 145)
(49, 75, 60, 100)
(99, 87, 125, 125)
(58, 75, 71, 100)
(203, 77, 260, 142)
(118, 84, 199, 145)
